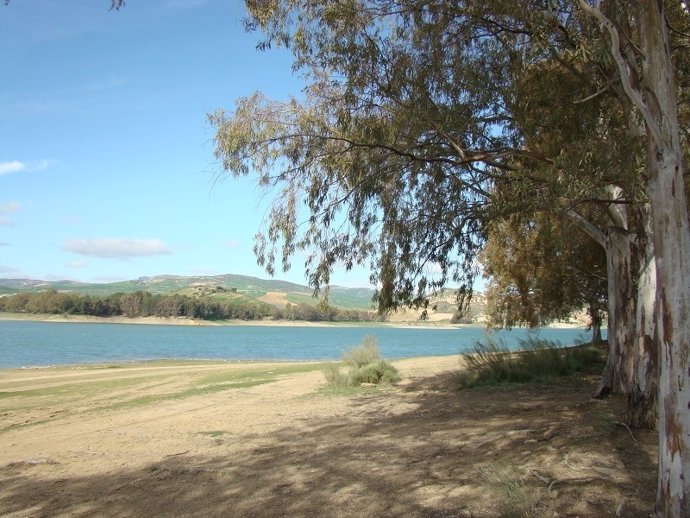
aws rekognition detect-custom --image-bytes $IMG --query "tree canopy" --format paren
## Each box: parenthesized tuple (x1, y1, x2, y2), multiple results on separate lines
(214, 1, 690, 512)
(213, 0, 632, 312)
(481, 212, 607, 334)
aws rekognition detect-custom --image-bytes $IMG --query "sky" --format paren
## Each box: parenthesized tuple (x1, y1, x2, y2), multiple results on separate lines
(0, 0, 376, 288)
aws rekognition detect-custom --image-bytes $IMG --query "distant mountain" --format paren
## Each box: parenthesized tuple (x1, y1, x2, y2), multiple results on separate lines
(0, 274, 377, 311)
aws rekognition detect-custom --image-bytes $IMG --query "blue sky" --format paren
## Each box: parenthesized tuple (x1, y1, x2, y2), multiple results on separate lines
(1, 0, 376, 287)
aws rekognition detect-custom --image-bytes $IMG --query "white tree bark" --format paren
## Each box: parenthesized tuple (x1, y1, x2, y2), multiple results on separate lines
(636, 2, 690, 515)
(578, 1, 690, 513)
(567, 204, 639, 400)
(597, 225, 635, 396)
(627, 213, 658, 429)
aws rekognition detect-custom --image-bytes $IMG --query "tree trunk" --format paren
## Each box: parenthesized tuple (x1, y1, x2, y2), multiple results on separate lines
(595, 226, 635, 398)
(626, 216, 658, 429)
(567, 204, 639, 399)
(589, 304, 602, 344)
(636, 2, 690, 514)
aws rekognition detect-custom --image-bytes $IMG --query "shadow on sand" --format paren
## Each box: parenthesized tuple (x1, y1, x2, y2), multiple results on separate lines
(1, 372, 656, 517)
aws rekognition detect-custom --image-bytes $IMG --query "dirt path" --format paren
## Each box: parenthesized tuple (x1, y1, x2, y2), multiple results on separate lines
(0, 357, 656, 517)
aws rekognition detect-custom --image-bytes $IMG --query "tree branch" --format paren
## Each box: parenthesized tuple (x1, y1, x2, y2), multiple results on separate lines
(576, 0, 664, 147)
(565, 209, 606, 247)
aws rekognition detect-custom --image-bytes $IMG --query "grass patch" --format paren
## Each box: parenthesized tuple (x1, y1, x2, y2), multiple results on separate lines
(458, 337, 604, 388)
(479, 466, 544, 518)
(106, 363, 326, 410)
(0, 375, 165, 400)
(198, 430, 230, 438)
(322, 336, 400, 390)
(0, 362, 327, 425)
(197, 363, 324, 385)
(107, 379, 274, 410)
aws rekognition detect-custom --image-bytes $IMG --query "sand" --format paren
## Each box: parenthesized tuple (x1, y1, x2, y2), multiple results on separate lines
(0, 356, 655, 517)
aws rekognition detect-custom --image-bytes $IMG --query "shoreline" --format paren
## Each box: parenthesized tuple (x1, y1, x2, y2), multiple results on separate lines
(0, 312, 586, 330)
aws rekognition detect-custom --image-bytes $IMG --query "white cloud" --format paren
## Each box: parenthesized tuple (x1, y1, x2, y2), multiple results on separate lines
(0, 265, 21, 275)
(63, 238, 174, 259)
(223, 239, 240, 249)
(0, 201, 22, 226)
(66, 260, 88, 269)
(0, 201, 21, 213)
(0, 160, 53, 176)
(0, 161, 26, 176)
(0, 242, 10, 246)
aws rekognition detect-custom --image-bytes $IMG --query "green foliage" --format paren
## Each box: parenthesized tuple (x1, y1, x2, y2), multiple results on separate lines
(481, 213, 607, 332)
(0, 288, 379, 323)
(323, 336, 400, 389)
(347, 360, 401, 385)
(458, 337, 603, 388)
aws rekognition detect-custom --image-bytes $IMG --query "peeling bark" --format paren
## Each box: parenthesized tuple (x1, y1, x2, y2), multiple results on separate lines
(634, 1, 690, 515)
(578, 1, 689, 511)
(595, 211, 635, 398)
(626, 216, 658, 430)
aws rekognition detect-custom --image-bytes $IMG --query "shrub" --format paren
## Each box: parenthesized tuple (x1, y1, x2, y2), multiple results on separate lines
(322, 362, 347, 386)
(458, 336, 603, 388)
(342, 335, 381, 367)
(323, 336, 400, 388)
(347, 360, 401, 385)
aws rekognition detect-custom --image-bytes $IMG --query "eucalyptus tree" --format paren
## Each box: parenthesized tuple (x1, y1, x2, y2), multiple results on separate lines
(214, 0, 654, 401)
(481, 213, 607, 341)
(215, 0, 655, 410)
(212, 1, 688, 512)
(489, 11, 656, 408)
(213, 1, 522, 312)
(575, 2, 690, 513)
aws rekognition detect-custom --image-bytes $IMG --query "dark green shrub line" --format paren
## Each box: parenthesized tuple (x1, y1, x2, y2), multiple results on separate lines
(458, 336, 604, 388)
(0, 289, 378, 323)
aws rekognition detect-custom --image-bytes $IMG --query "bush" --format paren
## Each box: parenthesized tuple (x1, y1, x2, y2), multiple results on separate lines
(348, 360, 401, 385)
(458, 336, 604, 388)
(322, 362, 347, 386)
(342, 335, 381, 367)
(323, 336, 400, 388)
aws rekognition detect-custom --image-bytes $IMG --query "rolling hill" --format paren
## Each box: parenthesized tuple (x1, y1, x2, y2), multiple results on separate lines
(0, 274, 377, 311)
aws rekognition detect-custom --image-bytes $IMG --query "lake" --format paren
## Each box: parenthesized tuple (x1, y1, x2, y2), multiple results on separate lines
(0, 320, 596, 368)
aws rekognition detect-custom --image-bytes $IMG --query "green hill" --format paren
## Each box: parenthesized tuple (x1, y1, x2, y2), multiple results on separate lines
(0, 274, 376, 311)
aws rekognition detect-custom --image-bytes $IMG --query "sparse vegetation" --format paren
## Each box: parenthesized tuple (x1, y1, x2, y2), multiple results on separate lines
(323, 336, 401, 389)
(457, 337, 603, 388)
(479, 466, 544, 518)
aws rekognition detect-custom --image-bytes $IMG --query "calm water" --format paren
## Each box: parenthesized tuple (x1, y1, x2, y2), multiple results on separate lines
(0, 320, 596, 368)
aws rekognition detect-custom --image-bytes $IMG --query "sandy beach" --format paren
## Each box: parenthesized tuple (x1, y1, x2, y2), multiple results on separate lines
(0, 312, 586, 331)
(0, 356, 654, 517)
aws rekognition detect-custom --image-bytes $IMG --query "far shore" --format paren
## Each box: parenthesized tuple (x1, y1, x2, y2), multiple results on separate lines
(0, 311, 587, 330)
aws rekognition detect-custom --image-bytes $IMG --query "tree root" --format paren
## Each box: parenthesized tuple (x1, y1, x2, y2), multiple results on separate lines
(547, 476, 604, 493)
(531, 469, 605, 493)
(614, 421, 639, 443)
